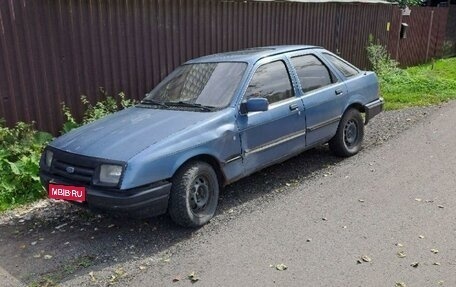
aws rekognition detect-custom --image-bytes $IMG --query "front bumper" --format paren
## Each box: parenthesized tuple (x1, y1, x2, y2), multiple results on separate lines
(364, 97, 384, 124)
(40, 171, 171, 217)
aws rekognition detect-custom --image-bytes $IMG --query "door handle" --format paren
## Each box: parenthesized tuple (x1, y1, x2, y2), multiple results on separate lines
(289, 103, 299, 111)
(335, 89, 344, 95)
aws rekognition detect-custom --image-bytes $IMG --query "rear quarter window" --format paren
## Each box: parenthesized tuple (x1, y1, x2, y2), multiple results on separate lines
(323, 53, 360, 78)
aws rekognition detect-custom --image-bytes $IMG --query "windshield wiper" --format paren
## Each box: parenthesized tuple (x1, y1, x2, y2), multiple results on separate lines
(140, 99, 169, 108)
(164, 101, 215, 112)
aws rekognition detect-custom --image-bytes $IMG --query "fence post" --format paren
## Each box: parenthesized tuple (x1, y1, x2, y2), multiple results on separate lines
(425, 10, 434, 62)
(395, 12, 403, 62)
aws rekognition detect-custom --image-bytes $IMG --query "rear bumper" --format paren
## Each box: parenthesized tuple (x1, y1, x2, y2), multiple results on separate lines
(40, 172, 171, 217)
(364, 97, 384, 124)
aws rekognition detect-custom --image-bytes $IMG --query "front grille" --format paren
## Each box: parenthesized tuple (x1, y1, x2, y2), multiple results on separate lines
(45, 148, 126, 188)
(52, 159, 95, 184)
(49, 149, 99, 185)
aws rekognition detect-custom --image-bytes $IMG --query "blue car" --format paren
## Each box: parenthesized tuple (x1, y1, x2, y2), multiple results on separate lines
(40, 46, 383, 227)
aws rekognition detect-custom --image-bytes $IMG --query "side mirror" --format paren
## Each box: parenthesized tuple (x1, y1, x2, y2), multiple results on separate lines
(240, 98, 269, 114)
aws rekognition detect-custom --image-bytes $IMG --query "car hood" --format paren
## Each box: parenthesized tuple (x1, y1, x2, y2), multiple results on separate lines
(50, 107, 220, 161)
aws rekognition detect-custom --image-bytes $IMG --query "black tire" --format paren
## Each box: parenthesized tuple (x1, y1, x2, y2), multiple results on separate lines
(168, 161, 219, 227)
(329, 108, 364, 157)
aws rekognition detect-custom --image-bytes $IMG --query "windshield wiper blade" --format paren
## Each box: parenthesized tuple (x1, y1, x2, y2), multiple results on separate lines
(165, 101, 215, 111)
(140, 99, 169, 108)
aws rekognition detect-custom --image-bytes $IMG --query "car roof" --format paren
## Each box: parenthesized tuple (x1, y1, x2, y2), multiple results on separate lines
(185, 45, 320, 65)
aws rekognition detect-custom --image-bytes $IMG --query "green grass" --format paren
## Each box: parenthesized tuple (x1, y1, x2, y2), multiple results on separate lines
(381, 57, 456, 110)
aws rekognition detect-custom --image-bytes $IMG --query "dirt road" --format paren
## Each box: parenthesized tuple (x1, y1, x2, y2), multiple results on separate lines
(1, 102, 455, 286)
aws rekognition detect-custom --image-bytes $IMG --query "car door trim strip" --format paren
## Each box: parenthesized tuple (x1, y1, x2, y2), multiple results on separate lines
(224, 155, 243, 164)
(306, 115, 341, 132)
(245, 130, 307, 155)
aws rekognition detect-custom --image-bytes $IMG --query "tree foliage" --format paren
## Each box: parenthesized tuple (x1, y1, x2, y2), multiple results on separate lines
(387, 0, 423, 8)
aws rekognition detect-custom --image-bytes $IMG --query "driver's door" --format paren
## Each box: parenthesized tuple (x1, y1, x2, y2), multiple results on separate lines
(236, 58, 307, 175)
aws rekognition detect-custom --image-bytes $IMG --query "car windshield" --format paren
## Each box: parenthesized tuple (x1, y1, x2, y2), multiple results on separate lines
(143, 62, 247, 109)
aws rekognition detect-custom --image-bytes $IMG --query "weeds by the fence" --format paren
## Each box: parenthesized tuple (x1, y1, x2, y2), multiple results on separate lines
(62, 89, 136, 134)
(0, 121, 52, 211)
(367, 40, 456, 110)
(0, 90, 135, 211)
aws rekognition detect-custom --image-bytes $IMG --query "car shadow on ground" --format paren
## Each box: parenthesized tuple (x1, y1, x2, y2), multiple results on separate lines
(0, 145, 343, 286)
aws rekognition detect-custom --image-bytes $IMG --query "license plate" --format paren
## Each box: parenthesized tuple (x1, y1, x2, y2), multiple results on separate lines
(48, 183, 86, 202)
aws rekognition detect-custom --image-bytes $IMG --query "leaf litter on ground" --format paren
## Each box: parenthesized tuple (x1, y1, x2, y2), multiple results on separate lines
(275, 263, 288, 271)
(188, 271, 199, 283)
(357, 255, 371, 264)
(397, 251, 406, 258)
(88, 271, 96, 282)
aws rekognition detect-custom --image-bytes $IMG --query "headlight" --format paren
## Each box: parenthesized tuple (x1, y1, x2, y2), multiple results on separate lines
(99, 164, 123, 185)
(45, 150, 54, 167)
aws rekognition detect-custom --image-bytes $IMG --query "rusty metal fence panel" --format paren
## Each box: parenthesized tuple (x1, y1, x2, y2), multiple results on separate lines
(444, 5, 456, 57)
(337, 3, 394, 70)
(0, 0, 442, 133)
(387, 8, 403, 61)
(391, 7, 449, 67)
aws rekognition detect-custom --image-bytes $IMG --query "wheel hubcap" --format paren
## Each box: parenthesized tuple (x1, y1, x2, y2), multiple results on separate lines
(344, 120, 358, 147)
(190, 176, 210, 212)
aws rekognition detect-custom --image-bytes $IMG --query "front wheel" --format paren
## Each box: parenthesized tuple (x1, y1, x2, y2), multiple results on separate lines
(329, 108, 364, 157)
(168, 161, 219, 227)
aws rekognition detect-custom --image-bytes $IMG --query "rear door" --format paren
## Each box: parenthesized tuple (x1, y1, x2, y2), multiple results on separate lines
(287, 51, 347, 147)
(236, 56, 306, 175)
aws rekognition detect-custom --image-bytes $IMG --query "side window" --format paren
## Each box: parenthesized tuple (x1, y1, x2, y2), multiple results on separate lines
(291, 55, 334, 94)
(245, 61, 294, 104)
(324, 53, 360, 78)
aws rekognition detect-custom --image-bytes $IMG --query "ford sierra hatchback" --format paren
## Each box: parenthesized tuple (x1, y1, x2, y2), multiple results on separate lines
(40, 46, 383, 227)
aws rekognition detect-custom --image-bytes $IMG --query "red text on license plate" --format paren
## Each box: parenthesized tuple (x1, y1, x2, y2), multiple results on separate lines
(49, 184, 86, 202)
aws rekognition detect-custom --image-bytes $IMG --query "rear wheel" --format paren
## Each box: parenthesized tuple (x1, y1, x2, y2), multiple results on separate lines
(329, 108, 364, 157)
(168, 161, 219, 227)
